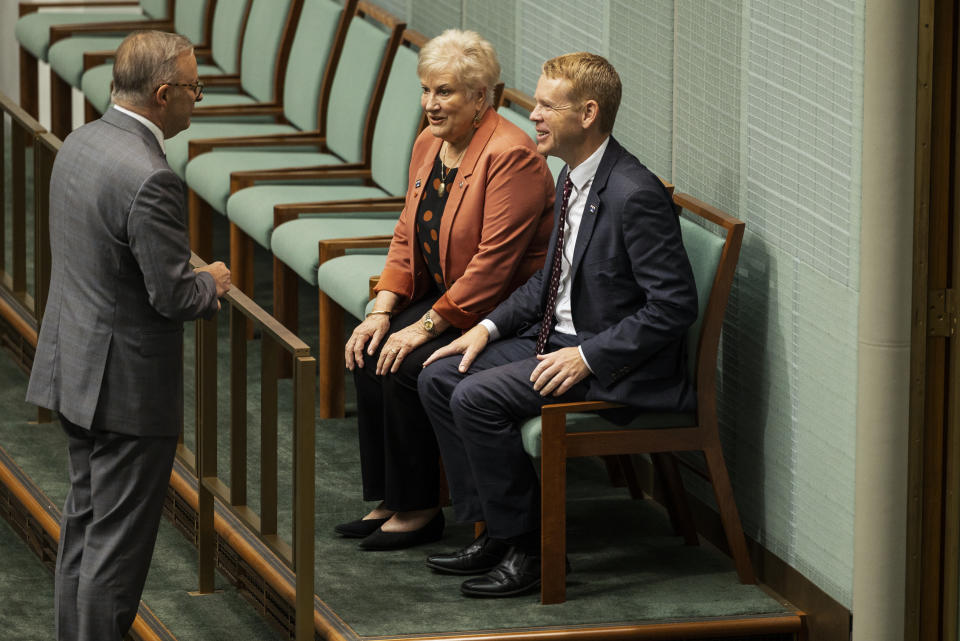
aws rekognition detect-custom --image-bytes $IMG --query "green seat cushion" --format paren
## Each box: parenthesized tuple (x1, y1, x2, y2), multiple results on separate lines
(185, 149, 342, 215)
(80, 63, 114, 115)
(519, 411, 696, 458)
(15, 11, 147, 60)
(317, 254, 390, 320)
(49, 35, 127, 87)
(164, 121, 298, 178)
(271, 217, 397, 284)
(225, 184, 395, 249)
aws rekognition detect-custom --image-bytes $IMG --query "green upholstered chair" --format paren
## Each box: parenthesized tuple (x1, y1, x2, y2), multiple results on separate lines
(45, 0, 213, 135)
(518, 192, 754, 604)
(16, 0, 172, 123)
(81, 0, 249, 119)
(217, 28, 423, 323)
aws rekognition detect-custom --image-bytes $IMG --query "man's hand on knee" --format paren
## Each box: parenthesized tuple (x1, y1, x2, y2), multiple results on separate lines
(531, 347, 591, 396)
(423, 325, 489, 372)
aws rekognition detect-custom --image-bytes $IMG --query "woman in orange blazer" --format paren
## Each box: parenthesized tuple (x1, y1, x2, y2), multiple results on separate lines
(337, 30, 555, 550)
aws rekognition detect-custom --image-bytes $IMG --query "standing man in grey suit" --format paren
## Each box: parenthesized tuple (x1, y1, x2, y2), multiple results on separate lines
(26, 30, 231, 640)
(419, 53, 697, 598)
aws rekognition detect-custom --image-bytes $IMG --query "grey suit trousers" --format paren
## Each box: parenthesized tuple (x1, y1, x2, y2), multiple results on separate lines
(55, 416, 177, 641)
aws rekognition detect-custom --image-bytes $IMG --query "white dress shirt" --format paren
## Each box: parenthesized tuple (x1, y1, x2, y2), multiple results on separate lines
(112, 105, 166, 154)
(481, 137, 610, 371)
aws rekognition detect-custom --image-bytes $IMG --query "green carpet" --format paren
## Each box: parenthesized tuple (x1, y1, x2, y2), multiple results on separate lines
(0, 517, 56, 640)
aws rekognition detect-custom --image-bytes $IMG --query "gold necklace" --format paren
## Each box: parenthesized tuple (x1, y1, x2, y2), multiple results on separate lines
(439, 142, 467, 197)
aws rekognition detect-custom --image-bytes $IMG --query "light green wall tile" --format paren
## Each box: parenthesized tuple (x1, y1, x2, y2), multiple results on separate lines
(411, 0, 461, 39)
(464, 0, 519, 89)
(608, 0, 673, 179)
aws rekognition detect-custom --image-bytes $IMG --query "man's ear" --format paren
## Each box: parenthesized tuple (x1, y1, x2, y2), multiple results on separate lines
(154, 84, 169, 108)
(580, 99, 599, 130)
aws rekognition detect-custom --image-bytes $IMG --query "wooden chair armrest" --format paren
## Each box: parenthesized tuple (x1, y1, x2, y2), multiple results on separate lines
(20, 1, 138, 17)
(230, 162, 369, 192)
(198, 74, 240, 87)
(188, 131, 325, 158)
(189, 102, 283, 120)
(49, 19, 173, 44)
(540, 401, 625, 418)
(273, 198, 402, 226)
(83, 49, 115, 69)
(318, 236, 393, 264)
(500, 87, 535, 112)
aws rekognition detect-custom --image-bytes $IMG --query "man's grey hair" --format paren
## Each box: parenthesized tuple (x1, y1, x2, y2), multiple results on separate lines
(111, 31, 194, 107)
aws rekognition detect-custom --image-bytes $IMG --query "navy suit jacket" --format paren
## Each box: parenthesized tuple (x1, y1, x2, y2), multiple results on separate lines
(487, 137, 698, 413)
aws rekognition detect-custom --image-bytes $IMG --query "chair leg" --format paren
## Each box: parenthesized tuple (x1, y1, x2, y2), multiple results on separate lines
(231, 223, 256, 339)
(50, 70, 72, 140)
(703, 444, 755, 583)
(20, 48, 38, 120)
(317, 290, 344, 418)
(616, 454, 645, 499)
(540, 411, 567, 604)
(188, 189, 213, 261)
(601, 455, 627, 488)
(651, 453, 698, 546)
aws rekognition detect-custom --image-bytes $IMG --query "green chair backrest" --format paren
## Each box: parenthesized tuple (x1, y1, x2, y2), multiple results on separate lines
(210, 0, 248, 74)
(281, 0, 343, 131)
(369, 42, 424, 196)
(323, 12, 393, 164)
(239, 0, 294, 102)
(497, 104, 566, 182)
(174, 0, 209, 44)
(678, 216, 725, 377)
(141, 0, 169, 19)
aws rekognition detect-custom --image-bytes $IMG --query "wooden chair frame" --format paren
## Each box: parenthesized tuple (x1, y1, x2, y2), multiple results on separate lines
(536, 191, 754, 604)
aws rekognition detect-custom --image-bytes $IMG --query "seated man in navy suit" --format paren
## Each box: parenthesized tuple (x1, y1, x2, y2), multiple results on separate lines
(418, 52, 698, 598)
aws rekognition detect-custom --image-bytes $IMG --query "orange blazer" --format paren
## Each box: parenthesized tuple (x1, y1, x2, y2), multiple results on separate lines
(376, 108, 555, 328)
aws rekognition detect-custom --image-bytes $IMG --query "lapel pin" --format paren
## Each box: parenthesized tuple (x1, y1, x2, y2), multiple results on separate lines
(415, 179, 421, 188)
(589, 204, 597, 213)
(459, 181, 464, 187)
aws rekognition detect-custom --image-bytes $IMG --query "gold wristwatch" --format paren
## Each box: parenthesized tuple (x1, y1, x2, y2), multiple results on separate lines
(422, 310, 438, 336)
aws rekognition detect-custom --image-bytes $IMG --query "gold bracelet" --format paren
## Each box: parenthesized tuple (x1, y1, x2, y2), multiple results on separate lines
(366, 310, 391, 318)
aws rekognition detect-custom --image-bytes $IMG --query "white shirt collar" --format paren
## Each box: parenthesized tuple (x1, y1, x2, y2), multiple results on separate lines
(565, 136, 610, 194)
(111, 105, 166, 154)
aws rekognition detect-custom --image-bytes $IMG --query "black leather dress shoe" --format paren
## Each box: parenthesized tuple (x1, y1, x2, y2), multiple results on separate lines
(358, 510, 444, 550)
(425, 532, 510, 575)
(333, 517, 389, 538)
(460, 546, 542, 598)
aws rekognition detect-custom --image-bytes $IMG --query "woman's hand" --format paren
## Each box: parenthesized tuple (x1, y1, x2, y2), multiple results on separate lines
(376, 322, 434, 375)
(345, 314, 391, 371)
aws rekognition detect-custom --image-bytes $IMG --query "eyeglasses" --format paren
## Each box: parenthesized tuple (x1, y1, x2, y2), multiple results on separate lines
(159, 81, 204, 100)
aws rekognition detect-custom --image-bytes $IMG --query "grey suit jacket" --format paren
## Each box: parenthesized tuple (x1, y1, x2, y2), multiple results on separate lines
(488, 136, 698, 413)
(26, 108, 218, 436)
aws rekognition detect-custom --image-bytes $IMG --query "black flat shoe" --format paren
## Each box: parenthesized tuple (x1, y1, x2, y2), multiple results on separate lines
(334, 517, 389, 538)
(358, 511, 444, 550)
(426, 532, 509, 575)
(460, 546, 543, 598)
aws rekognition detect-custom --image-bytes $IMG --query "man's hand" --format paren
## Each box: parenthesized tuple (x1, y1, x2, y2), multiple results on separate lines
(423, 324, 489, 372)
(197, 261, 231, 297)
(531, 347, 591, 396)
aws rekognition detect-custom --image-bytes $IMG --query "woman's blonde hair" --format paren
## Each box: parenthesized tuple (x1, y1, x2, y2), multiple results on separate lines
(418, 29, 500, 107)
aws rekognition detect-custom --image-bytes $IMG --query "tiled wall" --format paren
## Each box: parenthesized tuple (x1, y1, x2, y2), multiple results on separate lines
(371, 0, 865, 608)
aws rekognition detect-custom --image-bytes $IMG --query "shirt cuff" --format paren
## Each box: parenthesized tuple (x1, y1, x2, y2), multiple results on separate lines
(577, 346, 594, 374)
(479, 319, 500, 341)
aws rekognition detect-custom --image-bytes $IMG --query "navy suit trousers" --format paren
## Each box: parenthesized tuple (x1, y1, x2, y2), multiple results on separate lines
(418, 331, 590, 540)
